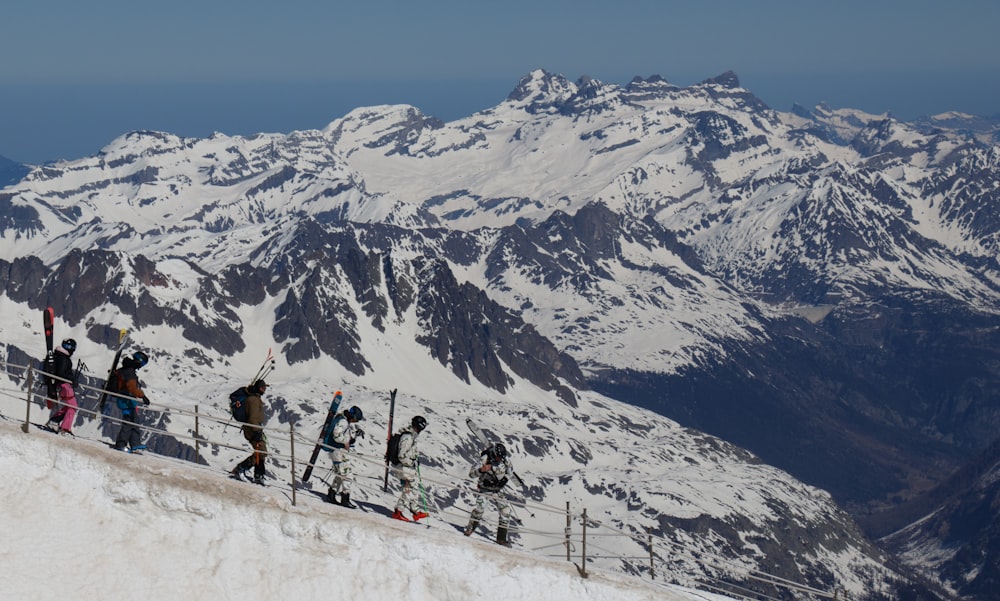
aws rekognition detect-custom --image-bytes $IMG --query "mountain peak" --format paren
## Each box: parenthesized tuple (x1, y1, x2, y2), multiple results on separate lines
(700, 70, 741, 89)
(506, 69, 578, 112)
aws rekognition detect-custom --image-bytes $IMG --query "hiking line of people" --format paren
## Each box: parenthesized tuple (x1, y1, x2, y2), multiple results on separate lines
(37, 335, 520, 547)
(225, 380, 514, 543)
(42, 336, 151, 456)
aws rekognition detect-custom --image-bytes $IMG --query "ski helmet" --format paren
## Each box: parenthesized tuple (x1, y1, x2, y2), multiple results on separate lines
(491, 443, 508, 460)
(61, 338, 77, 354)
(346, 406, 364, 421)
(132, 351, 149, 368)
(411, 415, 427, 432)
(251, 379, 268, 394)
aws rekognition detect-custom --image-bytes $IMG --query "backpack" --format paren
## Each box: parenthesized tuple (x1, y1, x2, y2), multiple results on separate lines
(41, 355, 57, 397)
(386, 432, 403, 465)
(386, 431, 412, 466)
(229, 387, 250, 422)
(110, 369, 135, 412)
(323, 415, 345, 447)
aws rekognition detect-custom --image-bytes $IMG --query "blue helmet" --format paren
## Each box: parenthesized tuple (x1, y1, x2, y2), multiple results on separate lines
(345, 406, 364, 421)
(61, 338, 77, 354)
(132, 351, 149, 368)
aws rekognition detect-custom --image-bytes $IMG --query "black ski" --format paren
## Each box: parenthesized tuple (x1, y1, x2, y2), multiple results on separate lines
(301, 391, 344, 482)
(465, 417, 525, 487)
(98, 329, 130, 413)
(382, 388, 398, 491)
(42, 307, 56, 407)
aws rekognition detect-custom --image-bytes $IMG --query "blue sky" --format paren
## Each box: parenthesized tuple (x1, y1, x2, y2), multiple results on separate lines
(2, 0, 998, 164)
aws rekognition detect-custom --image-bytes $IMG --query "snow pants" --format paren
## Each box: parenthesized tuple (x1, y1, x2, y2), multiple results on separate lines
(49, 383, 78, 432)
(114, 411, 142, 450)
(394, 464, 420, 513)
(470, 491, 512, 528)
(328, 448, 353, 495)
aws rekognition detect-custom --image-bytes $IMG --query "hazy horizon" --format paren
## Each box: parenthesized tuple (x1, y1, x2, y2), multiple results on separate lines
(3, 0, 998, 164)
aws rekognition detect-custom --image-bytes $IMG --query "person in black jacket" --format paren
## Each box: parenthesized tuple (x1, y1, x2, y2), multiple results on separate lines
(46, 339, 79, 435)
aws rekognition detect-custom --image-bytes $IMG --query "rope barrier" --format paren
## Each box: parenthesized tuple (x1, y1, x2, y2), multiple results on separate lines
(1, 358, 842, 599)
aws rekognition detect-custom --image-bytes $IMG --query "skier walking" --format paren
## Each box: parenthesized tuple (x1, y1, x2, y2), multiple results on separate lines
(230, 380, 269, 485)
(391, 415, 429, 522)
(110, 351, 151, 453)
(324, 405, 365, 508)
(46, 338, 79, 436)
(464, 442, 515, 547)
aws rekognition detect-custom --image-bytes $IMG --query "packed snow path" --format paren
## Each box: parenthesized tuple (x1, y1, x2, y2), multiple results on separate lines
(0, 420, 727, 601)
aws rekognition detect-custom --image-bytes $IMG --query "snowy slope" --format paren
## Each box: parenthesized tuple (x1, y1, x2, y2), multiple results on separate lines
(0, 332, 888, 599)
(0, 420, 711, 601)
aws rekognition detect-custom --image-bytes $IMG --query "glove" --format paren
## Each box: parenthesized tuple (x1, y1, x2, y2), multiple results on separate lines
(355, 428, 365, 439)
(349, 437, 356, 445)
(142, 396, 150, 406)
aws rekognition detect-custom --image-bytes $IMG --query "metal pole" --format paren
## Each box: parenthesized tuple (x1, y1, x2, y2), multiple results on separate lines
(194, 404, 201, 465)
(648, 527, 655, 580)
(290, 422, 297, 506)
(565, 501, 572, 562)
(22, 366, 34, 433)
(580, 508, 589, 578)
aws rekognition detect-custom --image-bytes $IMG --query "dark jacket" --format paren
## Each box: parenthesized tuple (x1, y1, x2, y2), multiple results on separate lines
(113, 363, 146, 414)
(53, 348, 76, 386)
(241, 393, 265, 443)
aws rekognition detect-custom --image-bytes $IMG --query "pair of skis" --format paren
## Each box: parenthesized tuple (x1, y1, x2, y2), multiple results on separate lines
(249, 348, 275, 387)
(42, 308, 56, 407)
(42, 308, 128, 418)
(301, 389, 346, 483)
(97, 328, 131, 413)
(466, 417, 526, 487)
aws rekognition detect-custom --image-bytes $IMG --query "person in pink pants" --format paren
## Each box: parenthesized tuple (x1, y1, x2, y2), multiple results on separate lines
(47, 339, 79, 435)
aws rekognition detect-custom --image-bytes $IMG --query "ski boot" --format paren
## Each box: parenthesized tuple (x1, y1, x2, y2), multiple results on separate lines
(496, 525, 512, 548)
(464, 518, 479, 536)
(392, 509, 410, 522)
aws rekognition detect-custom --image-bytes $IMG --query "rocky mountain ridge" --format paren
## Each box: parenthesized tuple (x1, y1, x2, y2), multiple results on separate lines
(2, 67, 999, 600)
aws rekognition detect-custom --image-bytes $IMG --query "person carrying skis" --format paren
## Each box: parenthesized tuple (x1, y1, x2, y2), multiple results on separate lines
(46, 338, 79, 436)
(392, 415, 429, 522)
(230, 379, 269, 485)
(464, 442, 515, 547)
(110, 351, 151, 453)
(324, 405, 365, 508)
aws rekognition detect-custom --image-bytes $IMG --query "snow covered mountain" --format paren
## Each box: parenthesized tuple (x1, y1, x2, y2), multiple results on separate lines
(2, 67, 998, 599)
(878, 438, 1000, 600)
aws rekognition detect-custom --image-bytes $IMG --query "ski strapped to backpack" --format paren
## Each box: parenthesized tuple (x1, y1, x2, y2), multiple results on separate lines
(98, 329, 130, 414)
(382, 388, 398, 491)
(301, 390, 344, 483)
(42, 307, 56, 407)
(466, 417, 526, 487)
(227, 349, 275, 424)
